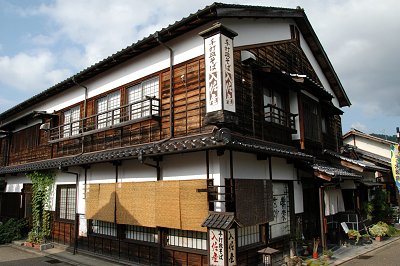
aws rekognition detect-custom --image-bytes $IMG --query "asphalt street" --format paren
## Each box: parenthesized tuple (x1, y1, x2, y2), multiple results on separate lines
(340, 237, 400, 266)
(0, 245, 72, 266)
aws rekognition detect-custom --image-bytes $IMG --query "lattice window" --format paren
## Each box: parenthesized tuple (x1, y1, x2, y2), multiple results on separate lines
(237, 225, 261, 247)
(91, 220, 117, 237)
(166, 229, 207, 250)
(128, 77, 159, 119)
(63, 106, 80, 137)
(97, 91, 120, 128)
(126, 225, 158, 243)
(56, 185, 76, 221)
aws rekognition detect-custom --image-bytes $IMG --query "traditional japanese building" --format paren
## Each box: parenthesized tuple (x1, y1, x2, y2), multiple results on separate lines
(0, 3, 352, 265)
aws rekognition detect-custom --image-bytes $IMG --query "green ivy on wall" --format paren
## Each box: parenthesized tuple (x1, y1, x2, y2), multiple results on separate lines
(26, 171, 54, 244)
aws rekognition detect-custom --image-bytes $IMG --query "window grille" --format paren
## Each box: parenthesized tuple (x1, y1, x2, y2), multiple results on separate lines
(126, 225, 158, 243)
(166, 229, 207, 250)
(97, 91, 120, 128)
(128, 77, 159, 119)
(57, 185, 76, 221)
(237, 225, 261, 247)
(63, 106, 80, 137)
(91, 220, 117, 237)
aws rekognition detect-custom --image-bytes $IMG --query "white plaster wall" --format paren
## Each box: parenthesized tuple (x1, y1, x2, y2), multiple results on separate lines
(209, 150, 224, 212)
(344, 136, 391, 159)
(221, 18, 292, 47)
(299, 34, 339, 107)
(232, 152, 268, 179)
(271, 157, 296, 180)
(162, 152, 207, 181)
(5, 173, 29, 192)
(119, 159, 158, 182)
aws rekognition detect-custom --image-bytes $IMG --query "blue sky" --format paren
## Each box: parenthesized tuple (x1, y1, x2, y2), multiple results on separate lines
(0, 0, 399, 135)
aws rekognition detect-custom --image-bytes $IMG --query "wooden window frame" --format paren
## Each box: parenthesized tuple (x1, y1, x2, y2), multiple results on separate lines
(88, 219, 118, 238)
(165, 228, 207, 251)
(56, 184, 76, 222)
(96, 91, 121, 129)
(237, 224, 262, 247)
(62, 105, 80, 138)
(125, 225, 158, 243)
(127, 76, 160, 119)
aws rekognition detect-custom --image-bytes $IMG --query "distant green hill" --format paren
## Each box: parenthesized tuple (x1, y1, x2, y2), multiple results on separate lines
(370, 133, 397, 142)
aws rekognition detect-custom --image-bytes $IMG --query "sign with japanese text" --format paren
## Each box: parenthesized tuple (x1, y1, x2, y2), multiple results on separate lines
(227, 229, 237, 265)
(205, 35, 222, 113)
(209, 228, 225, 266)
(221, 35, 235, 113)
(209, 228, 237, 266)
(391, 144, 400, 192)
(204, 33, 236, 114)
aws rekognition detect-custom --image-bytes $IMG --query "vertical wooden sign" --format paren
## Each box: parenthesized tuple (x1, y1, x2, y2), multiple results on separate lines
(200, 23, 237, 115)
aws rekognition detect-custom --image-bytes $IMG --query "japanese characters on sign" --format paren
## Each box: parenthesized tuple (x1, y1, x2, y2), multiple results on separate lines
(391, 144, 400, 192)
(205, 35, 222, 113)
(204, 33, 236, 114)
(209, 228, 225, 266)
(221, 35, 235, 112)
(227, 229, 237, 266)
(209, 228, 237, 266)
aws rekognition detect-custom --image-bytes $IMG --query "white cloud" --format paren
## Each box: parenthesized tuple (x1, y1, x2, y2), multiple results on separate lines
(35, 0, 211, 68)
(0, 51, 71, 92)
(350, 122, 369, 133)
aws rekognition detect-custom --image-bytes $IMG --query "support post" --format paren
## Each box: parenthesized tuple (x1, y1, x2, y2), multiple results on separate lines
(319, 186, 326, 250)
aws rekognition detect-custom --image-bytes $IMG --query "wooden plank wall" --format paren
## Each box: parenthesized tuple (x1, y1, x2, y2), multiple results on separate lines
(51, 212, 75, 246)
(76, 234, 208, 265)
(8, 124, 52, 165)
(53, 57, 209, 158)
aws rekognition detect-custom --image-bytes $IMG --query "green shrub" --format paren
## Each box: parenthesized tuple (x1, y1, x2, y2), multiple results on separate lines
(387, 225, 400, 237)
(0, 218, 27, 244)
(369, 221, 389, 237)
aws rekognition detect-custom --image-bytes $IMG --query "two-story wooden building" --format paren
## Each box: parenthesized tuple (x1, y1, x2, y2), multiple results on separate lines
(0, 3, 352, 265)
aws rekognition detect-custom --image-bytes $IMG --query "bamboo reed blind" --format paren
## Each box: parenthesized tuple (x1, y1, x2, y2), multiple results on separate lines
(85, 183, 116, 223)
(85, 179, 208, 231)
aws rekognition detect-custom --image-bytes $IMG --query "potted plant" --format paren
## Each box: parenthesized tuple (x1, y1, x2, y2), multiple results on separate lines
(347, 229, 361, 244)
(322, 249, 333, 260)
(369, 221, 389, 241)
(312, 238, 320, 259)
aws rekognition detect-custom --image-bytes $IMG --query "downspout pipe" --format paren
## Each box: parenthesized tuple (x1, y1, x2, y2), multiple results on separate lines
(62, 170, 80, 255)
(155, 32, 174, 139)
(72, 76, 88, 154)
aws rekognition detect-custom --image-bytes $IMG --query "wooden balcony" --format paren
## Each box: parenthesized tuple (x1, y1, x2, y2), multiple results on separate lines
(264, 104, 296, 132)
(49, 97, 160, 143)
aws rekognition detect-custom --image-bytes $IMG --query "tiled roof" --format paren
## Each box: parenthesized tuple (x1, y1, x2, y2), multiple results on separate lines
(324, 149, 388, 172)
(0, 128, 314, 175)
(201, 211, 239, 229)
(312, 162, 362, 179)
(352, 147, 391, 167)
(343, 129, 396, 145)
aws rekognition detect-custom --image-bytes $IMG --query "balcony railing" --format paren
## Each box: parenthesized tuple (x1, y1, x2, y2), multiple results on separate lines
(264, 104, 297, 131)
(49, 97, 160, 142)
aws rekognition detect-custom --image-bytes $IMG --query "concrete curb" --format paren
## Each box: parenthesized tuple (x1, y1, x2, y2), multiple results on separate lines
(11, 240, 130, 266)
(333, 236, 400, 265)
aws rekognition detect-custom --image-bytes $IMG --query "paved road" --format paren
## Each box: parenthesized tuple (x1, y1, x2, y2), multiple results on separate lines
(341, 238, 400, 266)
(0, 245, 72, 266)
